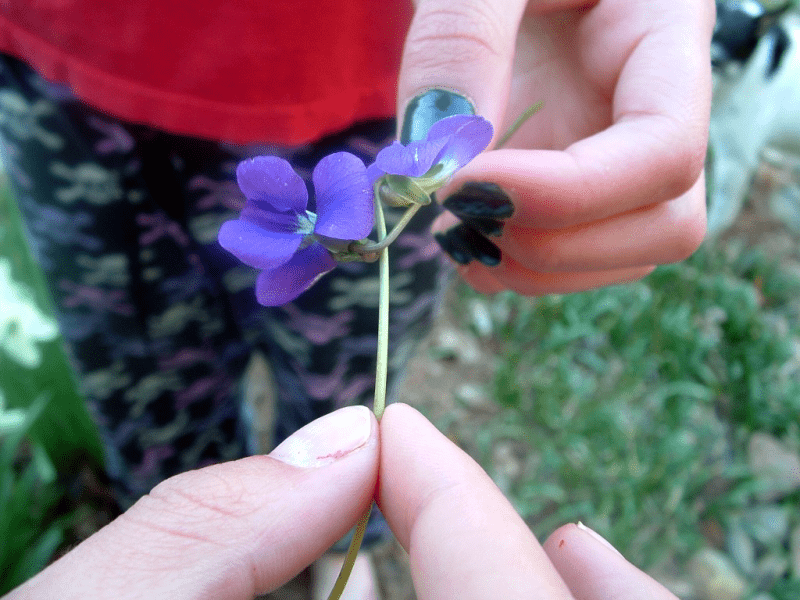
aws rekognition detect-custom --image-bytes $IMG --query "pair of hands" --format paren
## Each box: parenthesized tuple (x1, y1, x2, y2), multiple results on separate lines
(6, 404, 679, 600)
(399, 0, 716, 295)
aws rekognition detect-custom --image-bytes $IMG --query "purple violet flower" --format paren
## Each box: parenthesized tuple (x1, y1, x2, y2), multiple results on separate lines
(366, 115, 493, 190)
(218, 153, 374, 306)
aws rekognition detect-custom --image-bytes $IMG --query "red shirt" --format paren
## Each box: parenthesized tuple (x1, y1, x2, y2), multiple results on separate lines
(0, 1, 411, 145)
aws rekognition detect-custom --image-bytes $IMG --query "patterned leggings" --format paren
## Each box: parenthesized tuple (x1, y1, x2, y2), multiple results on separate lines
(0, 56, 447, 513)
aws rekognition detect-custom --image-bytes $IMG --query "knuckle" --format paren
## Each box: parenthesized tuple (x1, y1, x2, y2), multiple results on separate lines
(527, 240, 565, 273)
(663, 193, 707, 262)
(405, 2, 510, 71)
(145, 468, 252, 521)
(652, 114, 709, 199)
(669, 134, 708, 197)
(504, 225, 564, 272)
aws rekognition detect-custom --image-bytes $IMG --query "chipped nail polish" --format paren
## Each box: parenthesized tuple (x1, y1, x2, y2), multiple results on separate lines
(442, 182, 514, 219)
(401, 89, 475, 144)
(436, 224, 502, 267)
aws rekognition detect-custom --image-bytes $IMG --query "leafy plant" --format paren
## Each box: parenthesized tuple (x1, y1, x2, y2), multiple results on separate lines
(0, 394, 66, 594)
(0, 181, 103, 467)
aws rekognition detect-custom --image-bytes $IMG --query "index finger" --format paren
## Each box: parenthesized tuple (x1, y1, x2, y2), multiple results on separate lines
(377, 403, 574, 600)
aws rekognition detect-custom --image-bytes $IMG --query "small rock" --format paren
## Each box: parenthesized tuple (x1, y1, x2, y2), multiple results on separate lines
(754, 553, 789, 587)
(743, 505, 790, 546)
(727, 519, 756, 576)
(468, 299, 493, 337)
(691, 548, 748, 600)
(747, 433, 800, 500)
(492, 441, 523, 481)
(433, 328, 481, 364)
(769, 183, 800, 234)
(455, 383, 493, 410)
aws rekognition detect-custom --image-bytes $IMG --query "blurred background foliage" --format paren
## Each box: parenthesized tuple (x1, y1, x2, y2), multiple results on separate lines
(1, 180, 104, 592)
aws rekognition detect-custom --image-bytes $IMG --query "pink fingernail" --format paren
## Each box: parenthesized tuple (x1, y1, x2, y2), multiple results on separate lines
(577, 522, 624, 557)
(269, 406, 372, 468)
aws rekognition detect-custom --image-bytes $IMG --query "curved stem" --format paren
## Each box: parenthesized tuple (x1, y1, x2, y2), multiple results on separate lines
(353, 203, 420, 256)
(326, 509, 371, 600)
(495, 100, 544, 149)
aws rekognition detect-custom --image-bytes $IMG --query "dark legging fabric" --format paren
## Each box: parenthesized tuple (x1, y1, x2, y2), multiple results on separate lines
(0, 56, 448, 531)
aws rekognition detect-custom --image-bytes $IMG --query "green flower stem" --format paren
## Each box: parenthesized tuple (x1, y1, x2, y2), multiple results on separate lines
(495, 100, 544, 149)
(372, 198, 390, 420)
(326, 509, 371, 600)
(326, 190, 391, 600)
(352, 202, 421, 256)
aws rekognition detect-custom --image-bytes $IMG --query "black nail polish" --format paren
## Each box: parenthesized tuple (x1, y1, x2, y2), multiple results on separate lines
(454, 224, 502, 266)
(434, 231, 473, 265)
(401, 89, 474, 144)
(442, 182, 515, 219)
(459, 216, 505, 238)
(436, 224, 502, 267)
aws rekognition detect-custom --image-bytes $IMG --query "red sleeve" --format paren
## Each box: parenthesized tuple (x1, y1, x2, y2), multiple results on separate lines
(0, 1, 412, 144)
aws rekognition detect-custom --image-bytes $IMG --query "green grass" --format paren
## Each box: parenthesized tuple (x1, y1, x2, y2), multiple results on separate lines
(448, 241, 800, 597)
(0, 395, 67, 592)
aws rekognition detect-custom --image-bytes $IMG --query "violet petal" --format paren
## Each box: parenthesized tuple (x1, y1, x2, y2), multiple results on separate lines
(240, 204, 303, 235)
(313, 152, 374, 240)
(430, 116, 493, 172)
(426, 114, 484, 140)
(218, 219, 302, 270)
(366, 162, 385, 185)
(236, 156, 308, 213)
(254, 243, 336, 306)
(374, 138, 448, 179)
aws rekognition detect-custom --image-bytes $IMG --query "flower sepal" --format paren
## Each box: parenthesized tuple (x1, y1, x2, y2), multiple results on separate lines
(378, 175, 432, 207)
(335, 245, 380, 263)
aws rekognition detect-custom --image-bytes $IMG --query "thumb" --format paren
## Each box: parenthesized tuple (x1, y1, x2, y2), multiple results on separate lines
(397, 0, 528, 143)
(6, 406, 379, 600)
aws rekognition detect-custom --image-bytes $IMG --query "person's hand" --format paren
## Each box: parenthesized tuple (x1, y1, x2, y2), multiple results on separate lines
(4, 403, 680, 599)
(378, 403, 679, 599)
(398, 0, 716, 295)
(3, 406, 380, 600)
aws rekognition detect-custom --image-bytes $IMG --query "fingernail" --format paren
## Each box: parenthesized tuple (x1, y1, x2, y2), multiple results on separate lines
(435, 224, 501, 267)
(459, 216, 505, 237)
(442, 182, 515, 219)
(269, 406, 372, 468)
(401, 89, 474, 143)
(576, 522, 624, 557)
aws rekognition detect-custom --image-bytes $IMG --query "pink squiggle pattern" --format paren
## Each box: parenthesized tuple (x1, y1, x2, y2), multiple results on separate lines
(59, 280, 135, 316)
(137, 212, 190, 247)
(295, 357, 349, 402)
(157, 346, 217, 371)
(175, 371, 230, 410)
(87, 115, 135, 154)
(132, 444, 175, 480)
(335, 374, 375, 408)
(394, 231, 442, 270)
(281, 305, 356, 345)
(188, 175, 246, 212)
